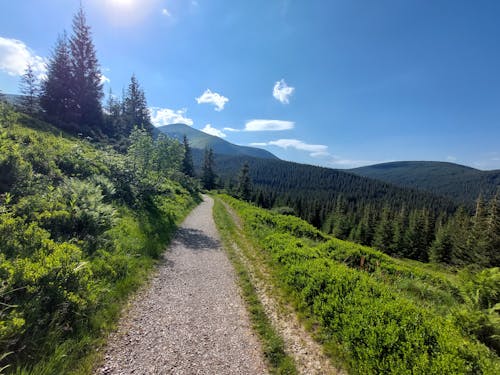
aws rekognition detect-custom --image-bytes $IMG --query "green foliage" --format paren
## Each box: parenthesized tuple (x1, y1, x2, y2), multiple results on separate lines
(201, 147, 216, 190)
(236, 162, 252, 201)
(0, 110, 199, 373)
(220, 195, 500, 374)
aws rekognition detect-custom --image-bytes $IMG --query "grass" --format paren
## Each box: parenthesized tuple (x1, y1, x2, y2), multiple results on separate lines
(218, 194, 499, 374)
(213, 198, 297, 375)
(12, 197, 198, 375)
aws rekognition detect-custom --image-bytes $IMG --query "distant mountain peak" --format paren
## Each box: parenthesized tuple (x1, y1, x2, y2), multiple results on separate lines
(157, 123, 278, 160)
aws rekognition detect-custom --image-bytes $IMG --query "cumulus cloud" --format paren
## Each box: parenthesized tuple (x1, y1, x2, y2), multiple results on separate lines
(273, 79, 294, 104)
(248, 142, 269, 147)
(244, 119, 294, 131)
(0, 36, 47, 78)
(201, 124, 226, 138)
(223, 127, 240, 132)
(195, 89, 229, 111)
(250, 139, 328, 157)
(268, 139, 328, 154)
(149, 107, 194, 127)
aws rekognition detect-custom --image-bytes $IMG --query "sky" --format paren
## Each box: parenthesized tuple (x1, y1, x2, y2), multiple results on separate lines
(1, 0, 499, 170)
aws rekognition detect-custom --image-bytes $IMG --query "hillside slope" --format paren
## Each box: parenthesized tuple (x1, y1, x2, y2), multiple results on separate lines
(0, 106, 199, 373)
(194, 152, 457, 216)
(351, 161, 500, 205)
(216, 195, 500, 374)
(158, 123, 278, 159)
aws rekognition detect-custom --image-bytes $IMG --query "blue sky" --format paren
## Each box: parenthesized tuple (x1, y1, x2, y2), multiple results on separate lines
(1, 0, 499, 170)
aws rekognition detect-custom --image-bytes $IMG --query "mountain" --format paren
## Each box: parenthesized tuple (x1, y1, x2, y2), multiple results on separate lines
(351, 161, 500, 205)
(1, 93, 23, 106)
(191, 152, 457, 224)
(157, 123, 278, 160)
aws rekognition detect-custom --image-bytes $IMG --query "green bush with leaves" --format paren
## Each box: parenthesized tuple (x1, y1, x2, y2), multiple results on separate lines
(220, 195, 500, 374)
(0, 111, 199, 373)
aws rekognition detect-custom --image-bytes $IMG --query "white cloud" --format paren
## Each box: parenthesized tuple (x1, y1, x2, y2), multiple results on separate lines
(195, 89, 229, 111)
(446, 155, 457, 162)
(268, 139, 328, 154)
(201, 124, 226, 138)
(245, 119, 294, 131)
(0, 36, 47, 78)
(223, 127, 240, 132)
(161, 8, 171, 16)
(273, 79, 295, 104)
(249, 142, 269, 147)
(149, 107, 194, 127)
(251, 138, 328, 157)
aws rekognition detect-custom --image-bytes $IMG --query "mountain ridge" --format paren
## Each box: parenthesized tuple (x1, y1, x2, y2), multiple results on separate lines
(351, 161, 500, 204)
(157, 123, 278, 160)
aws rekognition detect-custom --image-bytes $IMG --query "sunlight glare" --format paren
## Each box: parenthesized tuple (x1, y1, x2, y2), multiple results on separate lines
(109, 0, 135, 7)
(99, 0, 160, 26)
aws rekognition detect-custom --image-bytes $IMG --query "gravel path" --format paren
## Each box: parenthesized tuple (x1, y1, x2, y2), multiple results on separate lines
(98, 196, 268, 375)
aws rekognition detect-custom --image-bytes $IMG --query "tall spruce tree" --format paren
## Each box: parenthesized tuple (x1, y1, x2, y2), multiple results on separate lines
(201, 147, 216, 190)
(470, 194, 490, 264)
(103, 88, 122, 137)
(123, 74, 152, 134)
(40, 33, 75, 125)
(429, 222, 454, 264)
(69, 7, 103, 131)
(373, 205, 393, 253)
(236, 162, 252, 201)
(19, 63, 39, 114)
(485, 191, 500, 266)
(181, 135, 195, 177)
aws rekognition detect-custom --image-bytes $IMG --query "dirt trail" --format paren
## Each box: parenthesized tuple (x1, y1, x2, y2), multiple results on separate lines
(98, 196, 267, 375)
(221, 201, 345, 375)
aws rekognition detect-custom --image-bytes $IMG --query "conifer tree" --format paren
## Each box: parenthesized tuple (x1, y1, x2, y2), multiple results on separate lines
(468, 194, 489, 265)
(181, 135, 195, 177)
(19, 63, 39, 114)
(103, 88, 123, 138)
(429, 222, 454, 264)
(331, 195, 351, 239)
(40, 33, 75, 125)
(449, 207, 473, 265)
(236, 162, 252, 201)
(353, 204, 375, 246)
(123, 74, 152, 134)
(404, 209, 429, 261)
(391, 206, 407, 256)
(201, 147, 216, 190)
(69, 6, 103, 131)
(373, 205, 393, 253)
(485, 191, 500, 266)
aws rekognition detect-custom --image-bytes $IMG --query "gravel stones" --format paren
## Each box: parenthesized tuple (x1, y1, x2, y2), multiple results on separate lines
(97, 196, 268, 375)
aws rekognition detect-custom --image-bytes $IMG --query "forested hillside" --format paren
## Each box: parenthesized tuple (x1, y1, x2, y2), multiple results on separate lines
(351, 161, 500, 205)
(194, 152, 499, 267)
(217, 195, 500, 374)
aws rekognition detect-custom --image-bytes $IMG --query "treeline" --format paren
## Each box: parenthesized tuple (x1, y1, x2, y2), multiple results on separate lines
(322, 193, 499, 268)
(219, 195, 500, 374)
(212, 155, 499, 268)
(17, 7, 152, 145)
